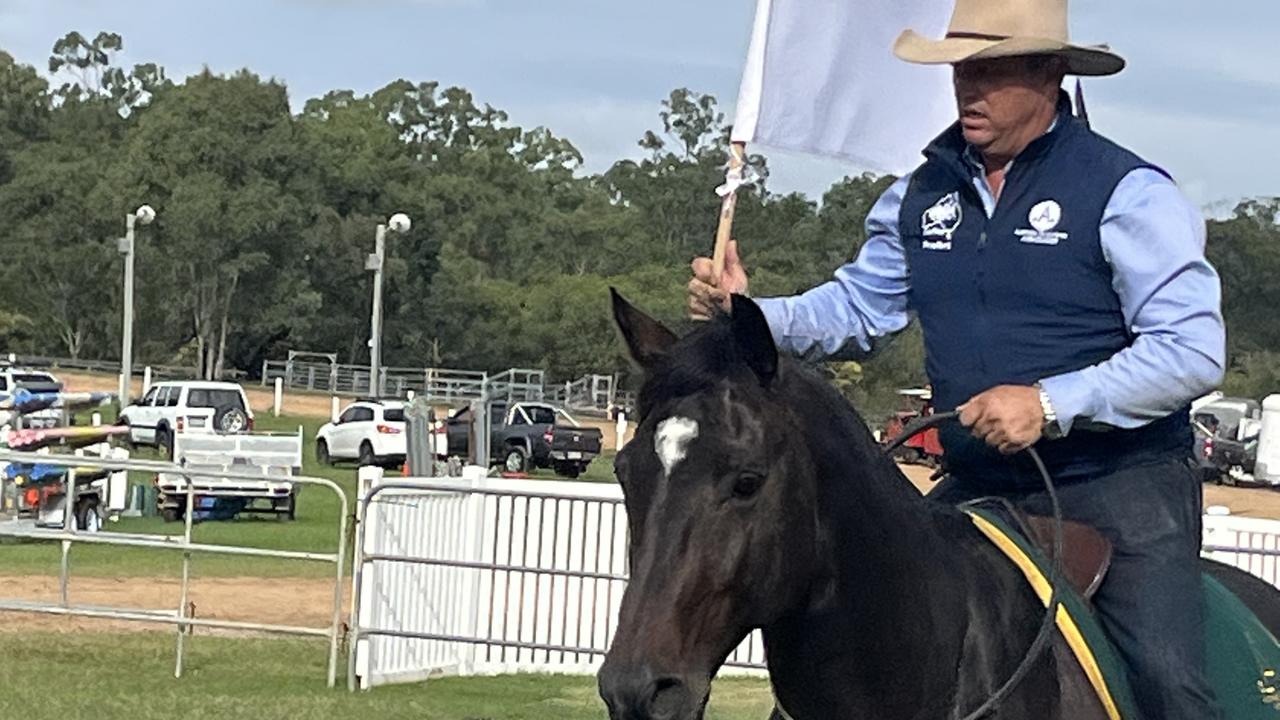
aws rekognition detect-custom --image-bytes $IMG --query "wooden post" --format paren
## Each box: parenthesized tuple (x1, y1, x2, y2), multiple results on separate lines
(712, 142, 748, 286)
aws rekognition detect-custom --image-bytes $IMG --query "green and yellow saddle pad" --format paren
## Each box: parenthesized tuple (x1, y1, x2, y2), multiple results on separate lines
(966, 507, 1280, 719)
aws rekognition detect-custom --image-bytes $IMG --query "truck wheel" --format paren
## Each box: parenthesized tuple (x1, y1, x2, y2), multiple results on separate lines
(156, 427, 173, 460)
(215, 407, 249, 434)
(555, 463, 582, 480)
(277, 492, 298, 521)
(358, 441, 376, 467)
(503, 447, 528, 474)
(316, 439, 332, 466)
(74, 498, 102, 533)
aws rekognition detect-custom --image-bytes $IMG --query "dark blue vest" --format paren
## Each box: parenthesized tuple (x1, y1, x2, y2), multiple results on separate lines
(899, 96, 1191, 487)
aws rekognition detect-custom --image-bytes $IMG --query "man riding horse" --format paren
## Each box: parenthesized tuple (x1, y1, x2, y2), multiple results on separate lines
(688, 0, 1225, 717)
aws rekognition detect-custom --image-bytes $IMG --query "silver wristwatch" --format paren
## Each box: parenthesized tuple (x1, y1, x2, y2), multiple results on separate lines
(1035, 383, 1064, 440)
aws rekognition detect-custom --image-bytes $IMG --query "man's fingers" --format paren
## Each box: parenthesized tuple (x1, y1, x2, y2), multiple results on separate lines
(725, 239, 741, 270)
(688, 295, 713, 321)
(998, 441, 1025, 455)
(691, 257, 714, 282)
(971, 412, 1000, 439)
(689, 278, 725, 304)
(689, 278, 728, 307)
(687, 280, 728, 320)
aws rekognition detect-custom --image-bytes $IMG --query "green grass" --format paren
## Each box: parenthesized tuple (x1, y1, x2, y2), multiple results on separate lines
(2, 411, 621, 578)
(0, 633, 775, 720)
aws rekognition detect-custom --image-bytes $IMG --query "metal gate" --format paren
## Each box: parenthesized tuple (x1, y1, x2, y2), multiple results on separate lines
(347, 473, 1280, 692)
(347, 472, 767, 691)
(0, 449, 349, 686)
(1203, 513, 1280, 588)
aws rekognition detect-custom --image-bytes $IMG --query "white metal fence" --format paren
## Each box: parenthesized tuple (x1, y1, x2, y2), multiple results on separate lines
(347, 471, 767, 690)
(0, 449, 349, 686)
(347, 474, 1280, 692)
(260, 358, 631, 416)
(1203, 513, 1280, 587)
(260, 359, 489, 401)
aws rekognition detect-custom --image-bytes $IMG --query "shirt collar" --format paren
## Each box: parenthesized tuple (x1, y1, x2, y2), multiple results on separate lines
(962, 116, 1059, 176)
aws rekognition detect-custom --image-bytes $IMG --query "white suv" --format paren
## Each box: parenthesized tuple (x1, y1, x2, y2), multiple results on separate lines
(315, 400, 405, 467)
(119, 381, 254, 457)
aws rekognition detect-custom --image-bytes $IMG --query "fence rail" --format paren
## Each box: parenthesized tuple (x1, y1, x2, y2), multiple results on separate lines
(0, 449, 348, 687)
(1203, 514, 1280, 588)
(346, 476, 1280, 692)
(11, 354, 245, 381)
(261, 359, 627, 415)
(347, 474, 764, 690)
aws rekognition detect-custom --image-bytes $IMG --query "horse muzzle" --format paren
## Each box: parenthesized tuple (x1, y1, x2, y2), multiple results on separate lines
(598, 661, 709, 720)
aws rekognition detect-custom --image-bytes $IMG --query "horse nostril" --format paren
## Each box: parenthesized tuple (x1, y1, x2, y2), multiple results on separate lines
(649, 676, 689, 717)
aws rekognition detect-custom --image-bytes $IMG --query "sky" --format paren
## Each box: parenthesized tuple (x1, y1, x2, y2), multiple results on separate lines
(1, 0, 1276, 212)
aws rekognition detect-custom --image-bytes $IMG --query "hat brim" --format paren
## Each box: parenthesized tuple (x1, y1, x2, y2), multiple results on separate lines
(893, 30, 1125, 77)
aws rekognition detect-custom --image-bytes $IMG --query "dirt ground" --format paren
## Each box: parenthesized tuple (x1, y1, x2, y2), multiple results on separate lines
(0, 576, 349, 635)
(59, 371, 339, 420)
(897, 463, 1280, 519)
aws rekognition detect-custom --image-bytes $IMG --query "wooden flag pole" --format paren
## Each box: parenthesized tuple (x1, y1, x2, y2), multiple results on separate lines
(711, 141, 748, 287)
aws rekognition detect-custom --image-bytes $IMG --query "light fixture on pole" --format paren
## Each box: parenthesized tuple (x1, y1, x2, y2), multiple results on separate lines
(367, 213, 411, 398)
(118, 205, 155, 405)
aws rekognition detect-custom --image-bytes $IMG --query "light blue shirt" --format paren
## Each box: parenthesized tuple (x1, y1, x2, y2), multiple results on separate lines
(756, 162, 1226, 435)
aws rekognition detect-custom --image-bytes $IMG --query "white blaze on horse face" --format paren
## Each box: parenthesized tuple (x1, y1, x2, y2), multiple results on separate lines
(655, 416, 700, 477)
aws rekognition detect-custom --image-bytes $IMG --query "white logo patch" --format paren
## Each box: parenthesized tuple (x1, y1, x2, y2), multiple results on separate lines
(655, 417, 699, 477)
(921, 192, 962, 250)
(1016, 200, 1069, 245)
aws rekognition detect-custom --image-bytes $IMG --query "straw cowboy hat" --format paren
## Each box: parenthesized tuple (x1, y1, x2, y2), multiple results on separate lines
(893, 0, 1125, 77)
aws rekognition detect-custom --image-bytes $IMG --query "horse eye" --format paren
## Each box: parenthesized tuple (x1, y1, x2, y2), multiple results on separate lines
(732, 473, 765, 500)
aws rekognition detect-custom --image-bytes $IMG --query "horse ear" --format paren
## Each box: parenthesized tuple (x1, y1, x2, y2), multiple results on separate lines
(730, 294, 778, 384)
(611, 288, 677, 369)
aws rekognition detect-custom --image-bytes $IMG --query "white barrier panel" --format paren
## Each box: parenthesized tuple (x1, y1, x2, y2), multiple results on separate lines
(1203, 514, 1280, 588)
(352, 474, 767, 690)
(356, 483, 1280, 691)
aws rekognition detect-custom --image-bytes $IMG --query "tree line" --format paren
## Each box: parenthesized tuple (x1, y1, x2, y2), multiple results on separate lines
(0, 32, 1276, 419)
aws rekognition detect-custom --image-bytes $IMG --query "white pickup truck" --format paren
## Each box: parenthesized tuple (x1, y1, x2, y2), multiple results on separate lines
(155, 430, 302, 522)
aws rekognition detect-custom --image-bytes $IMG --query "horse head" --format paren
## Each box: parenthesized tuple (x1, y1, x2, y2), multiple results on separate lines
(598, 291, 822, 720)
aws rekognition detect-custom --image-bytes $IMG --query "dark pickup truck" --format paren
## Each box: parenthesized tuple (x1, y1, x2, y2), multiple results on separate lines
(1194, 409, 1259, 484)
(445, 401, 604, 478)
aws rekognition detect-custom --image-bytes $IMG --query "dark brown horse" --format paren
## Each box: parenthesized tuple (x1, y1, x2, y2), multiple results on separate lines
(598, 291, 1132, 720)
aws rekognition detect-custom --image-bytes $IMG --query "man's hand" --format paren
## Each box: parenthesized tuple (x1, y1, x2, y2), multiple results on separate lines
(959, 385, 1045, 455)
(688, 239, 749, 320)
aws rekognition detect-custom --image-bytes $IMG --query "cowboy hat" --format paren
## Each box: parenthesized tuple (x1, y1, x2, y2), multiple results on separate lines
(893, 0, 1125, 77)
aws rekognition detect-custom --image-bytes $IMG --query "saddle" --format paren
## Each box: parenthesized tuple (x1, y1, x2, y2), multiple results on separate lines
(962, 498, 1114, 602)
(965, 505, 1280, 720)
(1020, 514, 1112, 601)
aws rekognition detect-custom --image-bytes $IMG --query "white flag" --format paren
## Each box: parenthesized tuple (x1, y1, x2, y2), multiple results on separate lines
(732, 0, 957, 176)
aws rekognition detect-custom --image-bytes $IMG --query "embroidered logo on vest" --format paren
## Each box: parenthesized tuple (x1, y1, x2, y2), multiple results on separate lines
(922, 192, 962, 250)
(1016, 200, 1069, 245)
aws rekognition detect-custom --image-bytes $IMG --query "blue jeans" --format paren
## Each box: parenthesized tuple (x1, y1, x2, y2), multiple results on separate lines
(930, 457, 1222, 720)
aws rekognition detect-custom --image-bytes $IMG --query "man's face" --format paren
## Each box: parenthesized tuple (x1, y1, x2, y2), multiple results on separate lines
(952, 56, 1060, 156)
